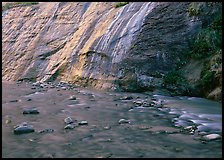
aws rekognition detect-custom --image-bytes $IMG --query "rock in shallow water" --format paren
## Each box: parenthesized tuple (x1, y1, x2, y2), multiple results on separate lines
(64, 117, 74, 124)
(118, 119, 130, 124)
(68, 95, 77, 100)
(23, 108, 39, 114)
(64, 124, 76, 129)
(38, 128, 54, 134)
(14, 122, 35, 134)
(78, 121, 88, 125)
(120, 96, 133, 100)
(203, 134, 221, 141)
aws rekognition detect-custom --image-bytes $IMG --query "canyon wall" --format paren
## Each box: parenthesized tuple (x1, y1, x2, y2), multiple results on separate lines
(2, 2, 222, 101)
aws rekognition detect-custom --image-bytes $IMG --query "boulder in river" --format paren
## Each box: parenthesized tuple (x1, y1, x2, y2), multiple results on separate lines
(14, 122, 35, 134)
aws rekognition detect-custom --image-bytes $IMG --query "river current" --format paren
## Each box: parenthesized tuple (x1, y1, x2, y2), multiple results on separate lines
(2, 81, 222, 158)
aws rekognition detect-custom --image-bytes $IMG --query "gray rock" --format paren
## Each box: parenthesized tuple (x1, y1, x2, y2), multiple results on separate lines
(118, 119, 130, 124)
(14, 122, 35, 134)
(32, 81, 40, 86)
(64, 117, 74, 124)
(120, 96, 133, 100)
(68, 95, 76, 100)
(203, 134, 221, 141)
(27, 98, 32, 101)
(103, 126, 111, 130)
(78, 121, 88, 125)
(133, 100, 143, 105)
(9, 99, 18, 103)
(38, 128, 54, 133)
(61, 87, 67, 90)
(64, 124, 76, 129)
(23, 108, 39, 114)
(5, 119, 11, 124)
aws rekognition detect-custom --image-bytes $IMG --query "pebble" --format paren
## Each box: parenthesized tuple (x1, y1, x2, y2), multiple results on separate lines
(68, 95, 76, 100)
(103, 126, 111, 130)
(27, 98, 32, 101)
(39, 128, 54, 133)
(5, 119, 11, 124)
(61, 87, 67, 90)
(78, 121, 88, 125)
(23, 108, 39, 114)
(32, 81, 40, 86)
(133, 100, 143, 105)
(64, 124, 76, 129)
(120, 96, 133, 100)
(14, 122, 35, 134)
(118, 119, 130, 124)
(203, 134, 221, 141)
(64, 117, 74, 124)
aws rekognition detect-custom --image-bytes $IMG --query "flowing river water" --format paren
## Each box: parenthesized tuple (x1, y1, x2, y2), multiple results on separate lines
(2, 81, 222, 158)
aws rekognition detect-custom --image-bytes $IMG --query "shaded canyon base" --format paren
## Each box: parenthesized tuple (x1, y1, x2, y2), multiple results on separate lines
(2, 81, 222, 158)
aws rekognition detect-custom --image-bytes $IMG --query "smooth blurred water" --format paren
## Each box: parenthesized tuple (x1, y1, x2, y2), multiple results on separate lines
(153, 94, 222, 134)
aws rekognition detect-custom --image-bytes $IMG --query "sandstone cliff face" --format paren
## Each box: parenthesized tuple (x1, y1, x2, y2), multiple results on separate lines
(2, 2, 222, 101)
(2, 2, 157, 90)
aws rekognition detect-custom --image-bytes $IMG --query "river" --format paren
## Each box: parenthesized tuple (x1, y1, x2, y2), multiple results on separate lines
(2, 81, 222, 158)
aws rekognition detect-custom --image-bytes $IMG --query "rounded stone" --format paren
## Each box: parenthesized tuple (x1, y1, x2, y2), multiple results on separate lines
(78, 121, 88, 125)
(14, 123, 35, 134)
(64, 124, 76, 129)
(68, 95, 76, 100)
(118, 119, 130, 124)
(64, 117, 74, 124)
(203, 134, 221, 141)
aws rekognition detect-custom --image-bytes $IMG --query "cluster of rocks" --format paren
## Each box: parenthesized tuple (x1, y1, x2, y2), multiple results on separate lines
(13, 105, 88, 134)
(64, 116, 88, 129)
(119, 95, 164, 108)
(118, 95, 222, 142)
(17, 80, 79, 93)
(17, 80, 78, 91)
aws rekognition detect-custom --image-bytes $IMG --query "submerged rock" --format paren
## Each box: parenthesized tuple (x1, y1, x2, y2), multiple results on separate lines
(14, 122, 35, 134)
(9, 99, 18, 103)
(38, 128, 54, 134)
(23, 108, 39, 114)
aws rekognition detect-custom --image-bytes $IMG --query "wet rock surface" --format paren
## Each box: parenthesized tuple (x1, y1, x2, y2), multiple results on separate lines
(2, 81, 222, 158)
(14, 122, 35, 135)
(23, 108, 40, 114)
